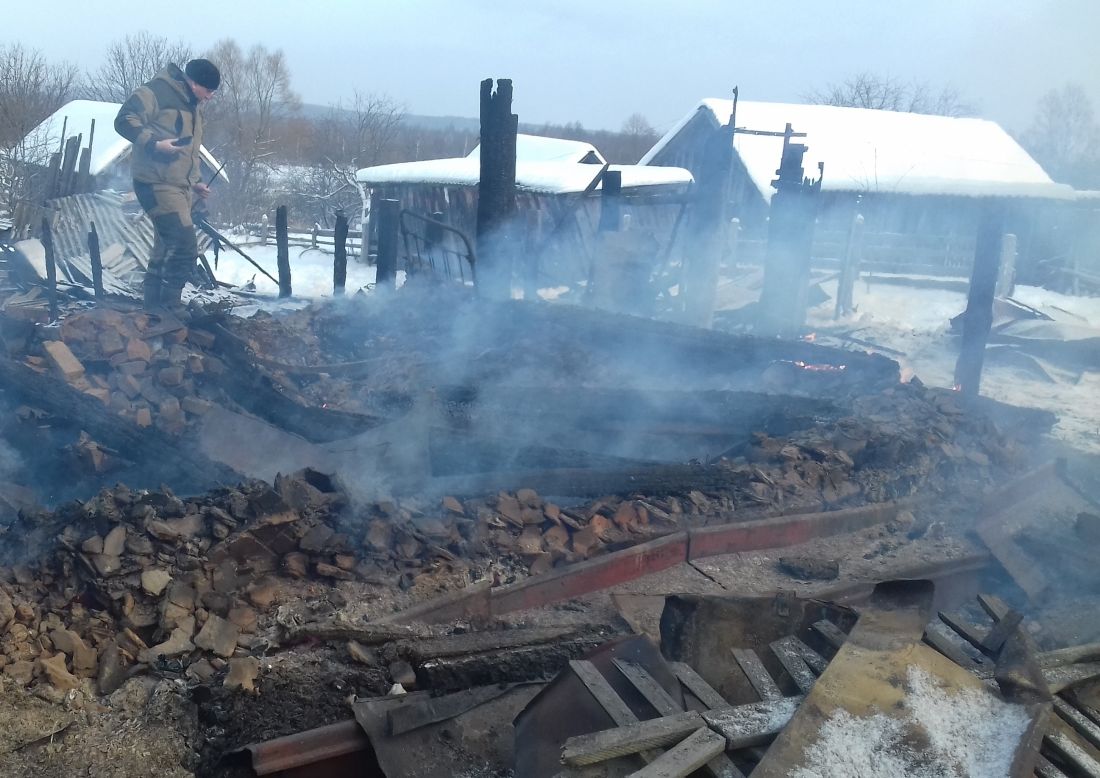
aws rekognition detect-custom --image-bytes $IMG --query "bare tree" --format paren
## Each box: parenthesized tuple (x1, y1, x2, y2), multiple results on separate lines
(619, 112, 660, 163)
(0, 43, 80, 217)
(202, 39, 301, 223)
(805, 72, 972, 117)
(1019, 83, 1100, 189)
(83, 32, 193, 104)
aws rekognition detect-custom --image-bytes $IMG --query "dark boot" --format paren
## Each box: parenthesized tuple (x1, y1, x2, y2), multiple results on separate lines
(142, 276, 164, 310)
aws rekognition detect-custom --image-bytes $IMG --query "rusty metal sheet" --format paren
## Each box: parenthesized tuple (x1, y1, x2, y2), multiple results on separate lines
(241, 719, 370, 776)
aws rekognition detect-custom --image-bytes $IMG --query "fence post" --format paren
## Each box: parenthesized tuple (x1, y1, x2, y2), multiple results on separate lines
(276, 205, 291, 298)
(333, 211, 348, 296)
(835, 212, 864, 319)
(260, 212, 269, 246)
(311, 223, 319, 249)
(41, 216, 59, 321)
(376, 199, 400, 290)
(88, 220, 104, 300)
(954, 200, 1004, 397)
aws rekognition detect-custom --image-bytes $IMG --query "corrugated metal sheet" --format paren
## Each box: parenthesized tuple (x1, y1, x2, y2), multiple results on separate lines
(38, 191, 213, 295)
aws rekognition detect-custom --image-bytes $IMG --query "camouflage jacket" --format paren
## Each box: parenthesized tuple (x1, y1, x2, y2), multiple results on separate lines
(114, 64, 204, 188)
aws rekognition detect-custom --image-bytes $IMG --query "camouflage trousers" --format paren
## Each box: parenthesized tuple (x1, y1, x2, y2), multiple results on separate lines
(133, 182, 197, 301)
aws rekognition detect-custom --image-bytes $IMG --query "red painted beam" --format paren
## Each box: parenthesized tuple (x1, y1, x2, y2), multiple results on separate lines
(489, 532, 689, 616)
(687, 501, 905, 561)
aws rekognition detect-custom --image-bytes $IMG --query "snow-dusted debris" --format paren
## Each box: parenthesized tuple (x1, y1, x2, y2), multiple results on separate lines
(789, 666, 1033, 778)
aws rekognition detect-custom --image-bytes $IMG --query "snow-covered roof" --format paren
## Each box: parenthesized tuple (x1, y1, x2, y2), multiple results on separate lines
(22, 100, 228, 182)
(357, 133, 691, 194)
(468, 134, 605, 165)
(642, 99, 1074, 201)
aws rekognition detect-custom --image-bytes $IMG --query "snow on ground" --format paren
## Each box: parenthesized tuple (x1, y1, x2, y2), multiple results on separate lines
(790, 666, 1032, 778)
(805, 278, 1100, 454)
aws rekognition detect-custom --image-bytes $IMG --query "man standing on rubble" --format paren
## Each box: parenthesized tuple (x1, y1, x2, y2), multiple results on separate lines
(114, 59, 220, 309)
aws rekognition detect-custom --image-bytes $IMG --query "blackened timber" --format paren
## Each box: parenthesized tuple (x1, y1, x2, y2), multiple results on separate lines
(276, 205, 291, 298)
(954, 200, 1005, 396)
(40, 216, 59, 320)
(731, 649, 782, 700)
(209, 323, 383, 443)
(333, 211, 348, 295)
(769, 638, 817, 694)
(811, 620, 848, 651)
(669, 662, 729, 710)
(612, 658, 683, 716)
(88, 220, 103, 298)
(476, 78, 518, 299)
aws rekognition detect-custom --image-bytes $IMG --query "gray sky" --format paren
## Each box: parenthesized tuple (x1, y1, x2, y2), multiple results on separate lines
(8, 0, 1099, 134)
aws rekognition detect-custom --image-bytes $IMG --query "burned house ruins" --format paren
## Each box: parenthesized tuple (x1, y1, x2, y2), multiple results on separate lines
(1, 71, 1100, 778)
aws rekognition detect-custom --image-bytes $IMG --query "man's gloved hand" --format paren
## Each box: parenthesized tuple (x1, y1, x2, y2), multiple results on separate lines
(153, 139, 186, 155)
(192, 182, 212, 199)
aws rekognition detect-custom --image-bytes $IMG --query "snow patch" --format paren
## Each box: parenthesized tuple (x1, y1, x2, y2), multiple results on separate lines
(790, 666, 1031, 778)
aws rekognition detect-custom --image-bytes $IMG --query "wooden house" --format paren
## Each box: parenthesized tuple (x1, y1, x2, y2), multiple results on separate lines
(642, 100, 1075, 276)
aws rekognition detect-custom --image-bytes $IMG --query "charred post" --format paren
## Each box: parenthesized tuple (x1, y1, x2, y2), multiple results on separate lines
(58, 134, 82, 199)
(376, 198, 400, 290)
(88, 220, 103, 299)
(598, 170, 623, 233)
(276, 205, 291, 298)
(476, 78, 519, 299)
(40, 216, 59, 321)
(954, 200, 1006, 397)
(333, 210, 349, 296)
(757, 125, 822, 338)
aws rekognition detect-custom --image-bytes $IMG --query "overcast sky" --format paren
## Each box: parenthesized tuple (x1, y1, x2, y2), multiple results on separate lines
(7, 0, 1099, 134)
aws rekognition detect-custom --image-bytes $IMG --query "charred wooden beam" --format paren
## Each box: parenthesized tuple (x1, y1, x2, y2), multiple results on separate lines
(954, 200, 1005, 396)
(276, 205, 291, 298)
(476, 78, 518, 299)
(333, 210, 348, 296)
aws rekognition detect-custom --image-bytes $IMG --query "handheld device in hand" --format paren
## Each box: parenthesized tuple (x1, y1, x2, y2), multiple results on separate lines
(172, 136, 193, 147)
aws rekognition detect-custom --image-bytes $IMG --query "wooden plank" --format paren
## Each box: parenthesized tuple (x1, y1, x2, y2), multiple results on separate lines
(1054, 698, 1100, 751)
(613, 658, 682, 717)
(702, 696, 804, 749)
(1045, 731, 1100, 778)
(731, 649, 781, 700)
(561, 711, 704, 766)
(669, 662, 728, 710)
(1045, 663, 1100, 694)
(811, 619, 848, 650)
(977, 592, 1011, 621)
(1039, 644, 1100, 669)
(776, 636, 828, 675)
(922, 624, 992, 678)
(1034, 754, 1070, 778)
(626, 727, 726, 778)
(938, 610, 990, 654)
(980, 609, 1024, 654)
(769, 639, 817, 694)
(570, 660, 636, 726)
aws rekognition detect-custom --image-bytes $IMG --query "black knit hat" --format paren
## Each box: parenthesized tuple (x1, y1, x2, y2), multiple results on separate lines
(185, 59, 220, 91)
